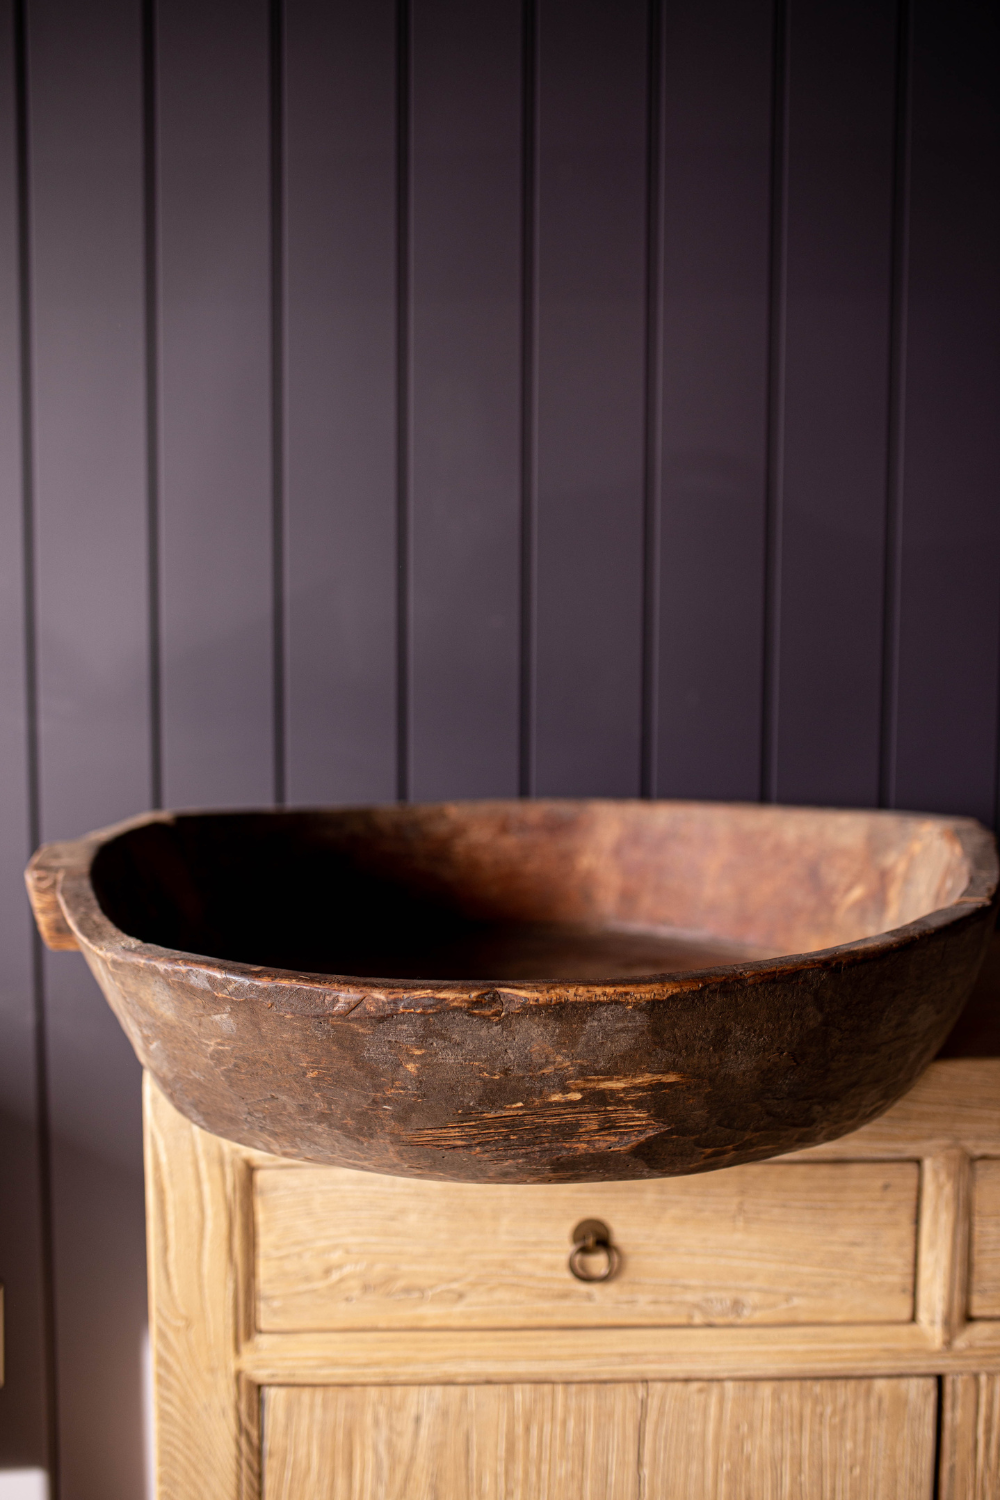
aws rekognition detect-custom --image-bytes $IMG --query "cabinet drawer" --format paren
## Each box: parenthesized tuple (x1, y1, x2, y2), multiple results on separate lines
(254, 1159, 918, 1332)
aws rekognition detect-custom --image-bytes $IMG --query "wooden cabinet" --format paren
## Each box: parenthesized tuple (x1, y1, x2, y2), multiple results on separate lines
(145, 1060, 1000, 1499)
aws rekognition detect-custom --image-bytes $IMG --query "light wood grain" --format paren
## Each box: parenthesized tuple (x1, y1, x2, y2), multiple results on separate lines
(254, 1159, 918, 1333)
(261, 1379, 937, 1499)
(262, 1383, 643, 1500)
(916, 1150, 971, 1346)
(971, 1158, 1000, 1318)
(940, 1375, 1000, 1500)
(643, 1378, 937, 1499)
(782, 1059, 1000, 1159)
(145, 1063, 1000, 1498)
(239, 1320, 1000, 1388)
(144, 1074, 257, 1500)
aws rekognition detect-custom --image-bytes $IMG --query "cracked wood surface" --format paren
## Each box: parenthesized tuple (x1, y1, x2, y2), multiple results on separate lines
(29, 799, 998, 1182)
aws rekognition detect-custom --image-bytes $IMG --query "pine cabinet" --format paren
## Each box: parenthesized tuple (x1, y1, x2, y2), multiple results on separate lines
(145, 1060, 1000, 1498)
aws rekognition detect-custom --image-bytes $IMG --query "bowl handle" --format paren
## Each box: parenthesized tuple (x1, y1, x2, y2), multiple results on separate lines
(24, 840, 87, 951)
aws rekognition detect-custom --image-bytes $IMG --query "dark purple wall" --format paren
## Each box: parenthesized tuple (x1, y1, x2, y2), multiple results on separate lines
(1, 1, 997, 1494)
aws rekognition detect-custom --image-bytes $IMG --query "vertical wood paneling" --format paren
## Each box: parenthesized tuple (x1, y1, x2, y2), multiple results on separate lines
(772, 0, 899, 806)
(408, 0, 522, 800)
(643, 1377, 938, 1498)
(0, 0, 49, 1471)
(156, 0, 274, 807)
(26, 1, 150, 1495)
(890, 0, 1000, 825)
(532, 0, 648, 796)
(653, 0, 773, 800)
(283, 0, 398, 805)
(3, 3, 1000, 1487)
(263, 1382, 644, 1500)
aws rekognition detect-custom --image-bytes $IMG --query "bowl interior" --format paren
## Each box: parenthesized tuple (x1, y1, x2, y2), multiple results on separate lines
(90, 801, 970, 983)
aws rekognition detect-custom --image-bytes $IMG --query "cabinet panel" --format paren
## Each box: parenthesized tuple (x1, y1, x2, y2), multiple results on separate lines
(971, 1159, 1000, 1317)
(644, 1378, 937, 1500)
(262, 1378, 936, 1500)
(941, 1375, 1000, 1500)
(255, 1160, 918, 1332)
(262, 1382, 642, 1500)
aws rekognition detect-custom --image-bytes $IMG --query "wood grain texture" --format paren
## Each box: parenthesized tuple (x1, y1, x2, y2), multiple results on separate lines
(144, 1073, 257, 1500)
(261, 1378, 938, 1499)
(30, 800, 997, 1183)
(940, 1375, 1000, 1500)
(240, 1321, 1000, 1390)
(971, 1158, 1000, 1318)
(263, 1382, 642, 1500)
(643, 1378, 937, 1500)
(254, 1160, 918, 1332)
(915, 1150, 971, 1345)
(145, 1064, 1000, 1499)
(783, 1059, 1000, 1159)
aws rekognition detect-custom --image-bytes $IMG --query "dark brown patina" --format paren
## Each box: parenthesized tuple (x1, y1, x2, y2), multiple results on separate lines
(25, 799, 998, 1183)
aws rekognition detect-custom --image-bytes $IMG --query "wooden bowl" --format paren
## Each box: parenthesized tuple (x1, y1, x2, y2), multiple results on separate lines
(26, 800, 998, 1183)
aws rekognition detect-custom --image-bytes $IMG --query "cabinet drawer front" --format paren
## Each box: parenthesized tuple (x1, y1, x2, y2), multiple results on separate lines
(254, 1160, 918, 1332)
(971, 1159, 1000, 1318)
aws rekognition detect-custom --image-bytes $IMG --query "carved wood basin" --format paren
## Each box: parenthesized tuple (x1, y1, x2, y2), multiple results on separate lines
(26, 800, 998, 1183)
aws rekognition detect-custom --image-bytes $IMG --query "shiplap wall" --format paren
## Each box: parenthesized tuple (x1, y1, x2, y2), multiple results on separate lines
(0, 1, 997, 1495)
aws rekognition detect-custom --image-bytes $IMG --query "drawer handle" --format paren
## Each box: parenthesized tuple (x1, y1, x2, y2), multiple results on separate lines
(568, 1219, 620, 1283)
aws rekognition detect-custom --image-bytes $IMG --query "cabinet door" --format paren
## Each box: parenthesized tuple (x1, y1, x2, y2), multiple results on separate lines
(941, 1376, 1000, 1500)
(261, 1377, 937, 1500)
(644, 1379, 937, 1500)
(262, 1383, 643, 1500)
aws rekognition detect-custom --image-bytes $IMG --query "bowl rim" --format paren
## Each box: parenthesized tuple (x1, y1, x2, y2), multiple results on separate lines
(25, 798, 1000, 1012)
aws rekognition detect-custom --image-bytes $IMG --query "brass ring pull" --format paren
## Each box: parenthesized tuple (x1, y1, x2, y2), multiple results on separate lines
(568, 1218, 620, 1283)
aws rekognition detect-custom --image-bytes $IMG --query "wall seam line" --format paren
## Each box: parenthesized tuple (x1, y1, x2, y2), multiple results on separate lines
(270, 0, 287, 807)
(879, 0, 913, 812)
(640, 0, 665, 800)
(761, 0, 790, 804)
(518, 0, 539, 799)
(395, 0, 411, 803)
(14, 0, 60, 1486)
(142, 0, 163, 811)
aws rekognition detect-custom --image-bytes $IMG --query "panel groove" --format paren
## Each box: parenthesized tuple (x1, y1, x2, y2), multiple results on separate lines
(395, 0, 412, 803)
(283, 0, 396, 805)
(879, 0, 914, 812)
(640, 0, 664, 799)
(518, 0, 539, 798)
(269, 0, 286, 807)
(142, 0, 162, 811)
(933, 1373, 944, 1500)
(13, 1, 58, 1484)
(761, 0, 790, 803)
